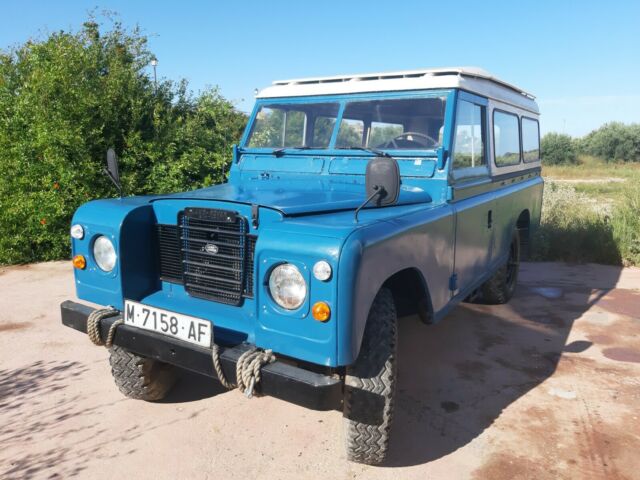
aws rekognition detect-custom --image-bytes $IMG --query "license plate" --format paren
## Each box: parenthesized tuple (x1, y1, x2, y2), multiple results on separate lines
(123, 300, 212, 348)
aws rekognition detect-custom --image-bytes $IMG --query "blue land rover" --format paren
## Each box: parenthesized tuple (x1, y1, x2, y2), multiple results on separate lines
(61, 67, 543, 464)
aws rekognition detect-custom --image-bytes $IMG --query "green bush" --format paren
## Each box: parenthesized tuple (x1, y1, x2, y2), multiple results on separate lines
(579, 122, 640, 162)
(0, 17, 246, 265)
(540, 133, 579, 165)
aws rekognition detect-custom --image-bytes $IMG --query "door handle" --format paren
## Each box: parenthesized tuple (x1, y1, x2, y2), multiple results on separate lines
(487, 210, 493, 229)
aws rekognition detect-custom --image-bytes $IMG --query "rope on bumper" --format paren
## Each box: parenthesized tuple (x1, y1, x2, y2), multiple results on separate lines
(87, 307, 122, 348)
(211, 343, 276, 398)
(236, 348, 276, 397)
(211, 344, 235, 390)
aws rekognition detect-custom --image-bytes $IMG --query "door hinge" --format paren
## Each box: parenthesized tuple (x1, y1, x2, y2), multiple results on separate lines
(449, 273, 458, 291)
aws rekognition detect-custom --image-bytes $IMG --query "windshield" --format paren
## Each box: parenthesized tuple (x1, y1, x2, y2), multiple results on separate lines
(246, 102, 340, 148)
(338, 97, 446, 150)
(245, 95, 447, 151)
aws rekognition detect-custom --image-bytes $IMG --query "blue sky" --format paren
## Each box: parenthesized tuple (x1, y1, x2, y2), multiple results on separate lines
(2, 1, 639, 136)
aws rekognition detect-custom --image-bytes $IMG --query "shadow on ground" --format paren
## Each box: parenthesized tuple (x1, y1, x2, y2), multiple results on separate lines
(384, 263, 623, 467)
(0, 360, 96, 479)
(161, 369, 227, 403)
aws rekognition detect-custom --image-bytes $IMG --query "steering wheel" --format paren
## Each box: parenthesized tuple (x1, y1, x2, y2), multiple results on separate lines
(387, 132, 438, 148)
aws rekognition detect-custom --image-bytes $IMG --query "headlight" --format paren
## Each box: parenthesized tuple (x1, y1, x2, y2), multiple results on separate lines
(70, 224, 84, 240)
(269, 264, 307, 310)
(93, 236, 117, 272)
(312, 260, 332, 281)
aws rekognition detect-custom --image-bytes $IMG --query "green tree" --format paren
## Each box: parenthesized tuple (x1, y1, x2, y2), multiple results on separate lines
(540, 133, 578, 165)
(0, 16, 246, 265)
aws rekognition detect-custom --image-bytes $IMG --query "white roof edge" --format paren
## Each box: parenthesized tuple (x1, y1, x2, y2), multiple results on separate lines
(271, 67, 536, 100)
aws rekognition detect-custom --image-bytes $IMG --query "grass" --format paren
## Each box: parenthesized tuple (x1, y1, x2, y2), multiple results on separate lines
(534, 157, 640, 266)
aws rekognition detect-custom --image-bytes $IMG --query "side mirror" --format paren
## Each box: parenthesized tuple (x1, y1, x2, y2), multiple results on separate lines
(355, 156, 400, 222)
(365, 156, 400, 206)
(105, 148, 122, 196)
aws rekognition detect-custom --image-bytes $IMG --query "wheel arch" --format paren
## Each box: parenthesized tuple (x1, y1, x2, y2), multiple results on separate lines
(348, 267, 433, 364)
(382, 267, 434, 324)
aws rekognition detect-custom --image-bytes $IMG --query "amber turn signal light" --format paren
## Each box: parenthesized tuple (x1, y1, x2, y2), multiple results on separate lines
(72, 254, 86, 270)
(312, 301, 331, 322)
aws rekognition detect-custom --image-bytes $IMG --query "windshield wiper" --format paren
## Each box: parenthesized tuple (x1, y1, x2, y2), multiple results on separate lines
(335, 146, 393, 158)
(272, 146, 317, 157)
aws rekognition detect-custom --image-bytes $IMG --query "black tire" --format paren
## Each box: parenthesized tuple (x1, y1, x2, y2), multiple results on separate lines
(343, 288, 397, 465)
(109, 345, 177, 401)
(481, 229, 520, 304)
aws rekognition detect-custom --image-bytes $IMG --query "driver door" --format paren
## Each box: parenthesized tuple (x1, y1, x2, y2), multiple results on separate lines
(450, 93, 494, 296)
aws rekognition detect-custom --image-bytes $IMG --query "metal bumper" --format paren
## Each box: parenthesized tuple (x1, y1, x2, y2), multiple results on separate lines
(60, 300, 342, 411)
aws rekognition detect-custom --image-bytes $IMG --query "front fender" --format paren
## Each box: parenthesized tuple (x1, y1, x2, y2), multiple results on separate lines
(71, 196, 157, 309)
(336, 204, 455, 365)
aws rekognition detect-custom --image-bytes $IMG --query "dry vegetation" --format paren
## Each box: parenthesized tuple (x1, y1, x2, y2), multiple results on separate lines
(536, 159, 640, 266)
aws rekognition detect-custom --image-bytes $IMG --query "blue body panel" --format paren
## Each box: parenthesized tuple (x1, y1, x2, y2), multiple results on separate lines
(71, 87, 543, 368)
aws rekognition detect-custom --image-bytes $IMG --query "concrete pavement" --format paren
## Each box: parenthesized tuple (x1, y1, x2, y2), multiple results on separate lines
(1, 261, 639, 479)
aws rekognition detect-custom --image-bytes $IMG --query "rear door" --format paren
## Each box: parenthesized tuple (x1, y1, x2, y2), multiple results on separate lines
(449, 92, 494, 296)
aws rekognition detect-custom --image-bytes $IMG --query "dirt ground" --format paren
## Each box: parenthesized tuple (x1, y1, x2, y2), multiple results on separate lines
(1, 261, 639, 480)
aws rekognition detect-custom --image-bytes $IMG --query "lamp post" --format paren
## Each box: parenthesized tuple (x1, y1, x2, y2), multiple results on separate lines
(151, 58, 158, 92)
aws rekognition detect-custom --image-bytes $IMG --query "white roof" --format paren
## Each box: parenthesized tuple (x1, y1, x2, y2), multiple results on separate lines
(257, 67, 539, 114)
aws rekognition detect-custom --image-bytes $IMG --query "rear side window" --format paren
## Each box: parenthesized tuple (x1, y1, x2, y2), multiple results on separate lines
(522, 117, 540, 162)
(452, 100, 486, 170)
(493, 111, 521, 166)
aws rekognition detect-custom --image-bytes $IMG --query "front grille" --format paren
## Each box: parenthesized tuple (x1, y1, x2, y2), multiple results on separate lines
(155, 208, 256, 306)
(157, 225, 182, 282)
(244, 235, 257, 297)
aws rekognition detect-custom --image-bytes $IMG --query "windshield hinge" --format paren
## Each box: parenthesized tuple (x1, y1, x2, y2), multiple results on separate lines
(251, 204, 259, 229)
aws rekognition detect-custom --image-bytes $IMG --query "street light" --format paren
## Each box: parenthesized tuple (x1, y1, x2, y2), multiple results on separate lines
(151, 58, 158, 92)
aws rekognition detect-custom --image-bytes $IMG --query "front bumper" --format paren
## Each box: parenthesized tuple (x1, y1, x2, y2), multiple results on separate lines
(60, 300, 342, 411)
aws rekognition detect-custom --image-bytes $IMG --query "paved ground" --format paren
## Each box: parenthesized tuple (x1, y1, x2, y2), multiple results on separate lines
(1, 261, 639, 480)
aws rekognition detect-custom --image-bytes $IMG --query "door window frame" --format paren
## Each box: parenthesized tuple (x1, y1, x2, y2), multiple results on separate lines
(450, 91, 490, 183)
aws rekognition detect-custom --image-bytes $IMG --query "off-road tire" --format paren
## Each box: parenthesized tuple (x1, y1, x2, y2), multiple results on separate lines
(481, 229, 520, 304)
(343, 288, 397, 465)
(109, 345, 177, 401)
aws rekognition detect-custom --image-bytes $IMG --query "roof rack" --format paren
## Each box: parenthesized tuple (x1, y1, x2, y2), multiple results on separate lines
(272, 67, 535, 100)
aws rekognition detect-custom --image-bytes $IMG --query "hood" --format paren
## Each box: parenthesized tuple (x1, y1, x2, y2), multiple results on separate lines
(152, 177, 432, 216)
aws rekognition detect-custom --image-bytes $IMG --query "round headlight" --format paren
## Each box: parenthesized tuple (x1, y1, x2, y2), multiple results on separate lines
(313, 260, 332, 281)
(268, 264, 307, 310)
(93, 236, 117, 272)
(70, 224, 84, 240)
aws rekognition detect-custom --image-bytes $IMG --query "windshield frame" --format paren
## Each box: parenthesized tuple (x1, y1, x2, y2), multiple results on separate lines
(240, 89, 455, 157)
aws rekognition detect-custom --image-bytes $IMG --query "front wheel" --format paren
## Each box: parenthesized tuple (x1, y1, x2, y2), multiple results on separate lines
(481, 229, 520, 304)
(109, 345, 177, 401)
(343, 288, 397, 465)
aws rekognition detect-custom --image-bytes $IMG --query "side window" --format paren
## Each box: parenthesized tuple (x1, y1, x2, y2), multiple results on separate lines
(453, 100, 486, 170)
(493, 111, 521, 166)
(522, 117, 540, 162)
(336, 118, 365, 147)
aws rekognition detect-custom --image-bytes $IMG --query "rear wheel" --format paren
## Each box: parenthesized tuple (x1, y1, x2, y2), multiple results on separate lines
(481, 229, 520, 304)
(343, 288, 397, 465)
(109, 345, 177, 401)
